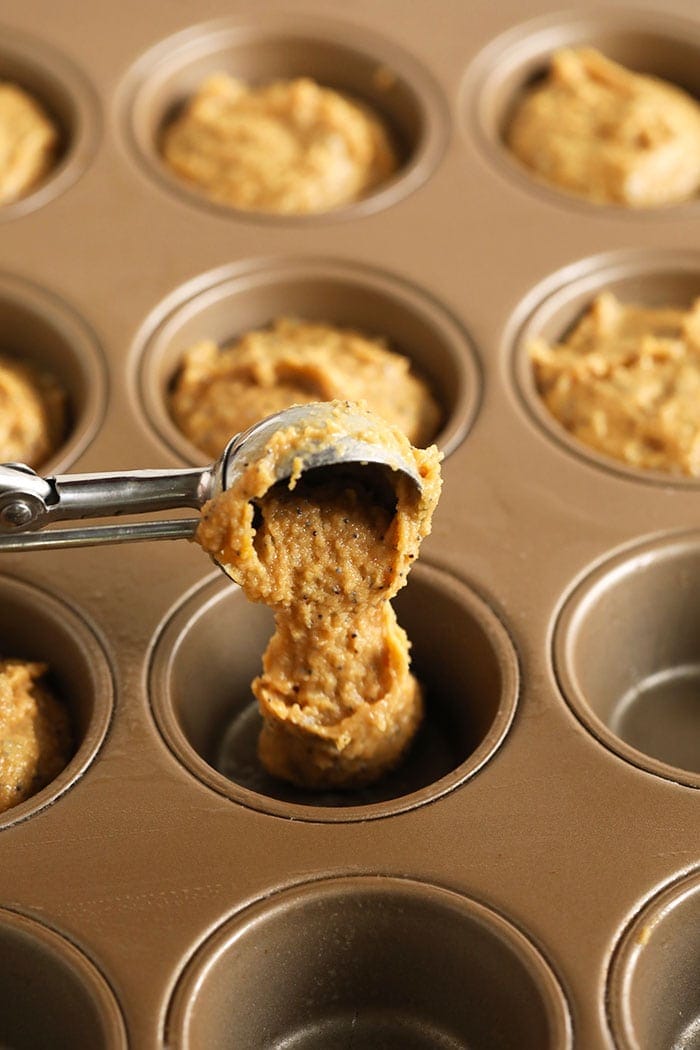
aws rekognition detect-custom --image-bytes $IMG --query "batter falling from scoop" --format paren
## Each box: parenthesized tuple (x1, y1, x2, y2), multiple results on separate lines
(196, 400, 442, 789)
(0, 400, 442, 791)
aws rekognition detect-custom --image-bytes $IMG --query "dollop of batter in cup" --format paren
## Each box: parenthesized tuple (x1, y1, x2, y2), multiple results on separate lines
(0, 355, 66, 467)
(530, 292, 700, 475)
(196, 401, 441, 789)
(507, 48, 700, 207)
(0, 659, 71, 814)
(161, 74, 398, 214)
(169, 317, 441, 457)
(0, 82, 58, 205)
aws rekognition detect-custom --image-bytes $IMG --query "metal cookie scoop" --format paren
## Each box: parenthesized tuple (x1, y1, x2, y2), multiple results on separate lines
(0, 403, 423, 552)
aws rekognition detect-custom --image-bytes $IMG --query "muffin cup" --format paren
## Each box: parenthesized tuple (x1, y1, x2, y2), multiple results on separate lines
(165, 876, 571, 1050)
(0, 272, 106, 472)
(509, 249, 700, 486)
(118, 13, 448, 222)
(0, 28, 98, 220)
(608, 869, 700, 1049)
(466, 8, 700, 215)
(135, 257, 479, 463)
(0, 574, 113, 829)
(554, 530, 700, 788)
(149, 561, 518, 821)
(0, 906, 126, 1048)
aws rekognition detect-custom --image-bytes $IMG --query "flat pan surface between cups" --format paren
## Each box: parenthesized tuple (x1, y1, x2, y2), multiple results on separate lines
(0, 0, 698, 1047)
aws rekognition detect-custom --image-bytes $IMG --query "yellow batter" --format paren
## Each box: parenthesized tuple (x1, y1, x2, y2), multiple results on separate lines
(0, 659, 71, 814)
(0, 82, 58, 205)
(0, 355, 66, 467)
(196, 401, 441, 789)
(169, 317, 441, 458)
(161, 74, 398, 213)
(507, 49, 700, 207)
(530, 292, 700, 475)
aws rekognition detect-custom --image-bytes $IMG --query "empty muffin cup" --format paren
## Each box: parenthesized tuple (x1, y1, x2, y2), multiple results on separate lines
(0, 907, 126, 1049)
(136, 257, 479, 463)
(511, 249, 700, 485)
(149, 561, 518, 821)
(0, 272, 105, 472)
(165, 876, 571, 1049)
(468, 8, 700, 212)
(119, 14, 447, 220)
(608, 868, 700, 1049)
(554, 531, 700, 787)
(0, 574, 113, 828)
(0, 29, 98, 219)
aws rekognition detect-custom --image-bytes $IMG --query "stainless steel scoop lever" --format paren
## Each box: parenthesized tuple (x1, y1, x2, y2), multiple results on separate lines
(0, 454, 224, 550)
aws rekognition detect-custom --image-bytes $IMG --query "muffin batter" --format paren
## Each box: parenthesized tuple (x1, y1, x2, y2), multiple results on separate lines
(169, 317, 441, 457)
(0, 82, 58, 204)
(507, 48, 700, 207)
(0, 659, 71, 814)
(196, 401, 441, 789)
(530, 292, 700, 475)
(161, 74, 398, 213)
(0, 354, 66, 467)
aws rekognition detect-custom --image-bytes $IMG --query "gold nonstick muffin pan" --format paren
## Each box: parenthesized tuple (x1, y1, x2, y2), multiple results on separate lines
(0, 1, 699, 1047)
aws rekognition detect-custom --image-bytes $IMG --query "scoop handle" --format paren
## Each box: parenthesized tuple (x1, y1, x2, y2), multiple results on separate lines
(49, 468, 210, 521)
(0, 463, 211, 533)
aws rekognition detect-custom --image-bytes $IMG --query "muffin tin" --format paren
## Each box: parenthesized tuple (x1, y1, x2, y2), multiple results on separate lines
(0, 0, 699, 1047)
